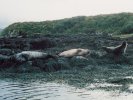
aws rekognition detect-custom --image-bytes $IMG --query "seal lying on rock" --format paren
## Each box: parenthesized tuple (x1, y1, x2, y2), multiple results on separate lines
(102, 41, 128, 56)
(58, 48, 90, 58)
(10, 51, 57, 63)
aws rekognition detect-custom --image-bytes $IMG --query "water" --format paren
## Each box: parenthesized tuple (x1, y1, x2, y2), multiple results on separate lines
(0, 74, 133, 100)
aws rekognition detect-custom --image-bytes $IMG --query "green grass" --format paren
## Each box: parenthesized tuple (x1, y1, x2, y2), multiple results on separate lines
(113, 33, 133, 39)
(2, 12, 133, 37)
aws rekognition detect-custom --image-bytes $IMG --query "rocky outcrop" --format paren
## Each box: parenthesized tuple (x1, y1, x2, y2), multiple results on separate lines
(0, 33, 132, 73)
(0, 54, 14, 69)
(0, 37, 55, 51)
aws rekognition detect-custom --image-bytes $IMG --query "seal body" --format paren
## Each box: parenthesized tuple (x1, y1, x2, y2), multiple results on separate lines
(102, 41, 128, 56)
(11, 51, 56, 63)
(58, 48, 90, 58)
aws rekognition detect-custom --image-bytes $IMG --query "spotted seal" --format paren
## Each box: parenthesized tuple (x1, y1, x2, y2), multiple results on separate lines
(10, 51, 57, 63)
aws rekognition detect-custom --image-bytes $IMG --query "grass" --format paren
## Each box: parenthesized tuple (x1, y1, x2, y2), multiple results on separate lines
(2, 13, 133, 37)
(113, 33, 133, 39)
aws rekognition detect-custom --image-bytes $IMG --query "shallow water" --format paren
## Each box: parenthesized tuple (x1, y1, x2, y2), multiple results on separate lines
(0, 74, 133, 100)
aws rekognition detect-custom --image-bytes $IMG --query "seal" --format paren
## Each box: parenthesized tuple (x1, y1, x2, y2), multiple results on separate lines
(102, 41, 128, 56)
(58, 48, 90, 58)
(10, 51, 57, 63)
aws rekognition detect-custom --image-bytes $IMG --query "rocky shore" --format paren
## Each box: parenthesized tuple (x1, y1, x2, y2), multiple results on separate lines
(0, 33, 132, 73)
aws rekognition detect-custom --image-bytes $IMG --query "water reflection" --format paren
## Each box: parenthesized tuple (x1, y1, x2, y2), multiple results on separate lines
(0, 76, 133, 100)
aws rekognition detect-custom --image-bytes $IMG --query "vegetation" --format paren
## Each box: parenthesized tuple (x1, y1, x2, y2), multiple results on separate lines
(1, 12, 133, 37)
(113, 33, 133, 39)
(0, 29, 2, 35)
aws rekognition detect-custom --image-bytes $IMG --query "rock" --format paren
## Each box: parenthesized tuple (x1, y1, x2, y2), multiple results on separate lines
(0, 54, 13, 68)
(70, 56, 90, 68)
(0, 49, 14, 56)
(16, 61, 41, 73)
(30, 38, 55, 50)
(0, 37, 55, 51)
(107, 77, 133, 85)
(32, 58, 69, 72)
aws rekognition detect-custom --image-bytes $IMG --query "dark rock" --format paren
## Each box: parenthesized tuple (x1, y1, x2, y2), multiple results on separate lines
(0, 49, 14, 56)
(0, 54, 14, 69)
(31, 57, 70, 72)
(107, 77, 133, 85)
(69, 56, 90, 68)
(30, 38, 55, 50)
(0, 37, 55, 51)
(16, 61, 41, 73)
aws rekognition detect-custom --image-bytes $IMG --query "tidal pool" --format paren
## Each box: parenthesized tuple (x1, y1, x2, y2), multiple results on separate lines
(0, 73, 133, 100)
